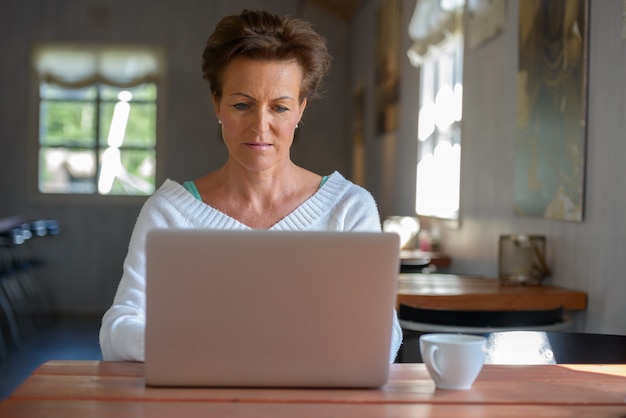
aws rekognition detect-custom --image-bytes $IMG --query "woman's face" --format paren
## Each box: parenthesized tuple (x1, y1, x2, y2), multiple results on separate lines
(213, 57, 307, 173)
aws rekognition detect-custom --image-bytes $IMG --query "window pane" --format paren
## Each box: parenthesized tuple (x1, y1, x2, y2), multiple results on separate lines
(125, 103, 156, 147)
(40, 83, 97, 100)
(98, 148, 155, 195)
(40, 101, 96, 146)
(39, 147, 97, 193)
(99, 104, 117, 147)
(99, 102, 155, 147)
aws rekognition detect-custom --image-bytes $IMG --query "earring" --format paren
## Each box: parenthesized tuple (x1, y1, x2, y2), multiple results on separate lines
(218, 120, 222, 125)
(296, 123, 299, 129)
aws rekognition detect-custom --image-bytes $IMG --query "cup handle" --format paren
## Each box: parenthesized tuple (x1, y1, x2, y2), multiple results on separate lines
(427, 345, 443, 380)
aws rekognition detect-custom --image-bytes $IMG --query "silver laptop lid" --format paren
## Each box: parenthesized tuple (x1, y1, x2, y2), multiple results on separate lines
(145, 229, 399, 388)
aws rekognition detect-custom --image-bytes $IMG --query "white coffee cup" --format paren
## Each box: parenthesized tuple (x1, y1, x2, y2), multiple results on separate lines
(419, 333, 487, 390)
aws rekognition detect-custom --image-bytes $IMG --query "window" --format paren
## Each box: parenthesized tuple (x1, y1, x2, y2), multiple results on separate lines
(33, 45, 164, 196)
(415, 35, 463, 219)
(408, 0, 464, 220)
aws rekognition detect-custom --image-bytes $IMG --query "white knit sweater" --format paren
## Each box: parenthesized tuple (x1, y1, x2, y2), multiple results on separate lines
(99, 171, 403, 362)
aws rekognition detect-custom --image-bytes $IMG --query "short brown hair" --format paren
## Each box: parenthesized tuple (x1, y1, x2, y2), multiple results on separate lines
(202, 9, 331, 103)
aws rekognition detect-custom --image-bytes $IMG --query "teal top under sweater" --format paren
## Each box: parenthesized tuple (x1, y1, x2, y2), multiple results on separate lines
(182, 176, 329, 201)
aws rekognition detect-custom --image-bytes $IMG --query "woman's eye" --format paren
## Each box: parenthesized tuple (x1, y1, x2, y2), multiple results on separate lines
(233, 103, 249, 111)
(274, 105, 289, 113)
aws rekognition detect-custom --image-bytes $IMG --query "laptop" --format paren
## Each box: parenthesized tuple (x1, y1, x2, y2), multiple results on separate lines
(144, 228, 400, 388)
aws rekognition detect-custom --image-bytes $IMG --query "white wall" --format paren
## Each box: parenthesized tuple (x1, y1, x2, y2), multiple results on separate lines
(4, 0, 625, 337)
(0, 0, 350, 313)
(353, 0, 626, 334)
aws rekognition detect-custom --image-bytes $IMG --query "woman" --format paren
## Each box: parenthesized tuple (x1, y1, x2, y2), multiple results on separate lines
(100, 9, 402, 363)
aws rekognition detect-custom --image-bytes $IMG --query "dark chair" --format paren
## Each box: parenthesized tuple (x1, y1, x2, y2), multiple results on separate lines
(0, 218, 59, 360)
(541, 331, 626, 364)
(399, 303, 565, 328)
(397, 330, 626, 364)
(396, 302, 577, 364)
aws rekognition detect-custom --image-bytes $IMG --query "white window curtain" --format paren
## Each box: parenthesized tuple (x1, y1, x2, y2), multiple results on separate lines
(407, 0, 464, 67)
(33, 45, 165, 88)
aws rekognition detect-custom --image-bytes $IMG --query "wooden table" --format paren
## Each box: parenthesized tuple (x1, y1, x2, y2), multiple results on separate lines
(2, 361, 626, 417)
(400, 249, 451, 271)
(396, 273, 587, 311)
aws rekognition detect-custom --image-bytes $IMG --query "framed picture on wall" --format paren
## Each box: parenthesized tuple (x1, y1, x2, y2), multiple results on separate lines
(514, 0, 589, 221)
(374, 0, 401, 135)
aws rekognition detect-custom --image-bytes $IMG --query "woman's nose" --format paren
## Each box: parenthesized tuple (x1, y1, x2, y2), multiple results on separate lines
(250, 109, 270, 134)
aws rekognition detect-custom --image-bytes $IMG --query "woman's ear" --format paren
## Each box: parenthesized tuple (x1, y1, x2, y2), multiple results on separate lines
(212, 95, 221, 123)
(299, 98, 308, 120)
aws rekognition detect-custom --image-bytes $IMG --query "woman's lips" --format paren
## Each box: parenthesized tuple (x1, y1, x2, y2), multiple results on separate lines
(245, 143, 272, 150)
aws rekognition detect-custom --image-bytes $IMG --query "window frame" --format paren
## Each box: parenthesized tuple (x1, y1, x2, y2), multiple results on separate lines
(27, 44, 166, 203)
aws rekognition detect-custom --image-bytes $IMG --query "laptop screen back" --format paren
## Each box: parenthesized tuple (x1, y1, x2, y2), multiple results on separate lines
(144, 229, 399, 388)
